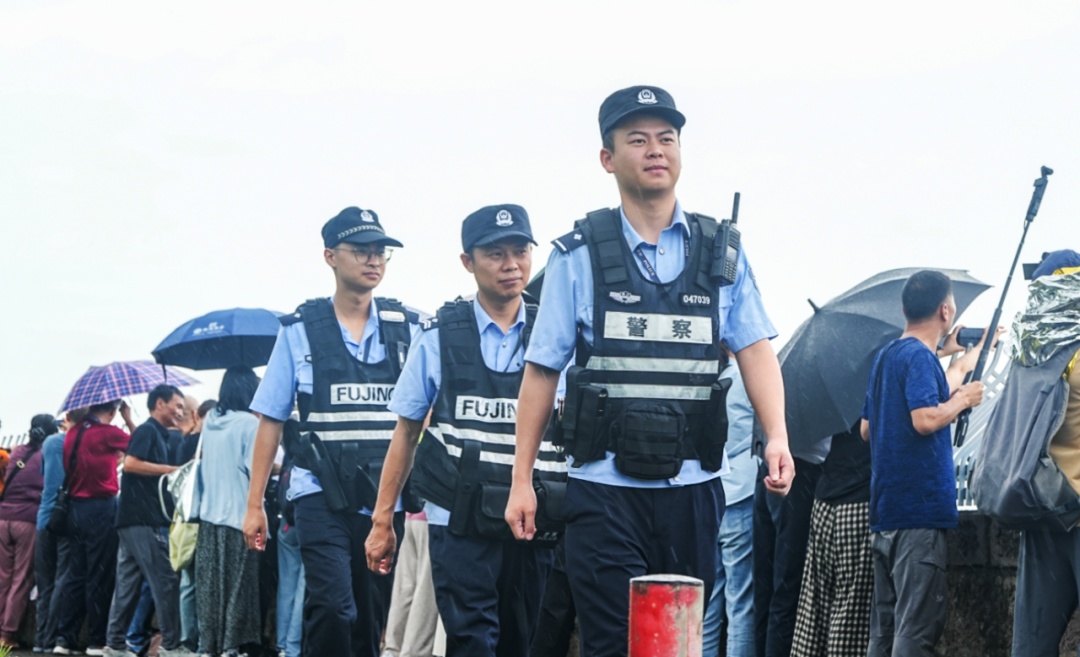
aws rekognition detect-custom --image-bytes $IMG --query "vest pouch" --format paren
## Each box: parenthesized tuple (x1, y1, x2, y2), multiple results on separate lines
(611, 401, 686, 480)
(534, 479, 567, 537)
(563, 381, 609, 464)
(699, 377, 733, 472)
(475, 483, 515, 541)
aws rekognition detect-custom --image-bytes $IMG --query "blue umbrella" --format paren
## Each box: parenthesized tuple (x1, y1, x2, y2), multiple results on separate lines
(152, 307, 283, 370)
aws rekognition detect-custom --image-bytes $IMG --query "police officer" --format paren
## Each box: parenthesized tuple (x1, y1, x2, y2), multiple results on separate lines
(365, 204, 567, 657)
(505, 86, 796, 657)
(243, 207, 423, 657)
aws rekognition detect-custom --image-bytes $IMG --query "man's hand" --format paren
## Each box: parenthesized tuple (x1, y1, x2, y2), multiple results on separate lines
(763, 438, 796, 496)
(954, 381, 986, 409)
(505, 479, 537, 540)
(365, 517, 398, 575)
(242, 505, 268, 551)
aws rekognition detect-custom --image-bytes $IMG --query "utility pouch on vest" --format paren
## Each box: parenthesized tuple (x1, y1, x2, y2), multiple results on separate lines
(304, 434, 351, 513)
(449, 440, 484, 537)
(562, 367, 609, 463)
(611, 401, 687, 480)
(534, 479, 567, 541)
(699, 377, 733, 472)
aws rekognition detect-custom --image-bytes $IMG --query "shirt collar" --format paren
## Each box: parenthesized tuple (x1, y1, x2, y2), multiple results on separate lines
(473, 296, 527, 336)
(618, 200, 688, 250)
(330, 296, 381, 347)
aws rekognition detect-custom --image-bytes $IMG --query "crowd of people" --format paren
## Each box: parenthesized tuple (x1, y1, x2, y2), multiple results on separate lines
(0, 84, 1078, 657)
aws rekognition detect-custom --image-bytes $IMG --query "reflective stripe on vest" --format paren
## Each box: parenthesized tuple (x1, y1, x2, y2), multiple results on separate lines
(426, 424, 566, 473)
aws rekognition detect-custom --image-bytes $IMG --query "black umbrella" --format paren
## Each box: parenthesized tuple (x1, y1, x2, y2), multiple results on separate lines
(779, 268, 990, 450)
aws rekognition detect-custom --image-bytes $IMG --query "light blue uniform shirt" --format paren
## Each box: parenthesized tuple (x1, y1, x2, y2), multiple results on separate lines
(389, 298, 539, 526)
(720, 361, 759, 505)
(250, 297, 424, 507)
(525, 202, 777, 488)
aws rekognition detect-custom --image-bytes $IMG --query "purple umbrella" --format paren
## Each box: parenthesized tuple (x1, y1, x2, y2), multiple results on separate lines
(59, 360, 200, 414)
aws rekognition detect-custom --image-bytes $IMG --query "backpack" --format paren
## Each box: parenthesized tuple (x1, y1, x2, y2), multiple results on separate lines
(971, 342, 1080, 530)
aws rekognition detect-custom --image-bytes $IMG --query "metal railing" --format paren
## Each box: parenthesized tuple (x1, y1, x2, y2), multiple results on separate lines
(953, 341, 1013, 511)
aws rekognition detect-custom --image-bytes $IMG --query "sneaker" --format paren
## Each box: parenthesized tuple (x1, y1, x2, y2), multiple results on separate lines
(102, 648, 138, 657)
(53, 647, 81, 655)
(86, 648, 107, 656)
(157, 648, 196, 657)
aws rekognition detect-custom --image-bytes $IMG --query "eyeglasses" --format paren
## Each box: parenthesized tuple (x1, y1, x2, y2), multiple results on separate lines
(334, 246, 394, 264)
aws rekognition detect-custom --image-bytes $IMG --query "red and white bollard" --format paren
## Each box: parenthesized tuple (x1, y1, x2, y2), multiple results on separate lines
(628, 574, 704, 657)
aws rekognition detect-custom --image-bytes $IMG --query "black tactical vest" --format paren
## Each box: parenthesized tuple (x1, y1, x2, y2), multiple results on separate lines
(557, 208, 729, 479)
(411, 299, 567, 511)
(294, 297, 415, 512)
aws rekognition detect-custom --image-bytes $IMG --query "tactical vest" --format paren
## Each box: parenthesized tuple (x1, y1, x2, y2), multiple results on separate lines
(557, 208, 731, 479)
(412, 299, 567, 513)
(292, 297, 416, 513)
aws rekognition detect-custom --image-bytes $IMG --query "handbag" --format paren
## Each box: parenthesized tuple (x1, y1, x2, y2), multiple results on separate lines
(169, 515, 199, 571)
(47, 421, 91, 535)
(166, 432, 203, 571)
(162, 432, 203, 523)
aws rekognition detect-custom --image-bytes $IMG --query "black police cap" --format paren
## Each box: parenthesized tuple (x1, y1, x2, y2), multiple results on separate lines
(461, 204, 536, 252)
(598, 85, 686, 137)
(322, 207, 404, 249)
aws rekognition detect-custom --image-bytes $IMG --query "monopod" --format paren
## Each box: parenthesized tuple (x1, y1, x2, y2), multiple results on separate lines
(954, 165, 1053, 448)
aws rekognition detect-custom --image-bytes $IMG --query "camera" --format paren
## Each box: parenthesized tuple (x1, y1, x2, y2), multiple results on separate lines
(956, 327, 985, 348)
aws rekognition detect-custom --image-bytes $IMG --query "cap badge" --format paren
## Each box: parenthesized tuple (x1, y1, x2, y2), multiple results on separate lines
(637, 89, 658, 105)
(495, 209, 514, 227)
(360, 210, 375, 223)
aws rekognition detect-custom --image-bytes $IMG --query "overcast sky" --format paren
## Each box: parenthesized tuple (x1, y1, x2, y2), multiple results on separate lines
(2, 1, 1078, 432)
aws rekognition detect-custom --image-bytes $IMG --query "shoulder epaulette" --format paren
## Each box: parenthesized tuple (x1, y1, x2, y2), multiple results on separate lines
(551, 227, 588, 254)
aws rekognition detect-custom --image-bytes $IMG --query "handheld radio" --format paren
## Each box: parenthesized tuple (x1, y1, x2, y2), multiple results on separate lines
(712, 192, 742, 286)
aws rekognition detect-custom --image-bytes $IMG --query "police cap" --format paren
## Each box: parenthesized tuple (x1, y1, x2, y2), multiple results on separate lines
(322, 207, 404, 249)
(598, 85, 686, 137)
(461, 204, 536, 252)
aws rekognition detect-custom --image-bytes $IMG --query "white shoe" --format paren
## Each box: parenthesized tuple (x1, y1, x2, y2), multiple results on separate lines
(53, 647, 81, 655)
(102, 648, 137, 657)
(158, 649, 196, 657)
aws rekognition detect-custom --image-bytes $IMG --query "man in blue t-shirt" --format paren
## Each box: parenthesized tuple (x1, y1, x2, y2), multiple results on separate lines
(860, 270, 988, 657)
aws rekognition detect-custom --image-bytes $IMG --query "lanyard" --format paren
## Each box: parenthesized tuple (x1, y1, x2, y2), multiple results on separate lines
(633, 233, 691, 284)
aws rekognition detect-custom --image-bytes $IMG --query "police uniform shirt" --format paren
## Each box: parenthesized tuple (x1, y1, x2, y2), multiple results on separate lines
(250, 297, 424, 505)
(526, 202, 777, 488)
(389, 297, 564, 526)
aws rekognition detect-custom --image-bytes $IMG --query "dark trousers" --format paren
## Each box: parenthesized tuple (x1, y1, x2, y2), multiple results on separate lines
(295, 493, 404, 657)
(1012, 527, 1080, 656)
(55, 497, 119, 649)
(868, 528, 947, 657)
(530, 540, 576, 657)
(34, 527, 67, 650)
(107, 526, 181, 650)
(753, 458, 822, 657)
(429, 525, 554, 657)
(564, 477, 724, 657)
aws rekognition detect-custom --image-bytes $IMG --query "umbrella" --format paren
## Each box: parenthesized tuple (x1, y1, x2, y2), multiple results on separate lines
(778, 268, 990, 451)
(152, 307, 282, 370)
(59, 360, 200, 414)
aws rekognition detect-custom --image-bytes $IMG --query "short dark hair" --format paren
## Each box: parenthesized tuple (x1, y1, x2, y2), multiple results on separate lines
(902, 270, 952, 322)
(217, 367, 261, 415)
(601, 112, 682, 151)
(196, 399, 217, 419)
(147, 384, 183, 412)
(88, 400, 120, 416)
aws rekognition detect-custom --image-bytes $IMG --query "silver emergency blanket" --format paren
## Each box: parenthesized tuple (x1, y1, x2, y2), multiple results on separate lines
(1011, 270, 1080, 368)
